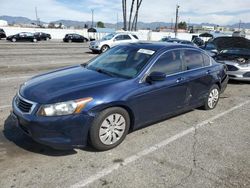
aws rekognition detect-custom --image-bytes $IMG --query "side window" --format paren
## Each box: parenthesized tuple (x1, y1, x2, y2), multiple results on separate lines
(132, 35, 138, 39)
(115, 35, 123, 41)
(123, 35, 131, 40)
(202, 54, 211, 66)
(150, 50, 183, 75)
(183, 50, 204, 70)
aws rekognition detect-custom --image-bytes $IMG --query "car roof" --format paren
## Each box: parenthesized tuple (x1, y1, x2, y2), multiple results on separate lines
(125, 42, 196, 51)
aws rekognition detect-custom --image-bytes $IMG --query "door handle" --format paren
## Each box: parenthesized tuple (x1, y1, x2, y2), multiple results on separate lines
(176, 77, 185, 83)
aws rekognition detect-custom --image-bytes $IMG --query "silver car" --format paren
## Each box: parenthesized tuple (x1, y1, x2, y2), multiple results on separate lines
(89, 33, 139, 53)
(211, 37, 250, 81)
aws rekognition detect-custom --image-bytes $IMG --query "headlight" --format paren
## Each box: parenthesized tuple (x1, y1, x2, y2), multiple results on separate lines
(37, 97, 93, 116)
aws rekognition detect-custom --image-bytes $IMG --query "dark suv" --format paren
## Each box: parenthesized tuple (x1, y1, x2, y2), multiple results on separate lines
(63, 34, 89, 43)
(34, 32, 51, 41)
(0, 28, 6, 39)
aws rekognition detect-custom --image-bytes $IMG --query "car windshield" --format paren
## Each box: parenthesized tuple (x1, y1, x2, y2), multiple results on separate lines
(102, 34, 115, 40)
(86, 46, 155, 79)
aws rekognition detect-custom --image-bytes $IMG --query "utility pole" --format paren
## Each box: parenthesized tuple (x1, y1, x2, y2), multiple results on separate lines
(91, 9, 94, 28)
(116, 13, 119, 30)
(238, 20, 241, 31)
(35, 7, 40, 26)
(174, 5, 180, 38)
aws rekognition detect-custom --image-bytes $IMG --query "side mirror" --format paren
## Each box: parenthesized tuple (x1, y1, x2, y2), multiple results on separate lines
(146, 71, 166, 83)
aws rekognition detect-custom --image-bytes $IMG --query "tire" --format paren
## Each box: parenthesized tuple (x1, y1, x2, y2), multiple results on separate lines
(91, 50, 99, 54)
(12, 38, 16, 42)
(33, 38, 37, 42)
(101, 45, 110, 53)
(89, 107, 130, 151)
(203, 85, 220, 110)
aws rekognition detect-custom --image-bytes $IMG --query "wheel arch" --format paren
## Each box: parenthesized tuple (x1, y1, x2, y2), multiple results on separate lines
(89, 102, 136, 132)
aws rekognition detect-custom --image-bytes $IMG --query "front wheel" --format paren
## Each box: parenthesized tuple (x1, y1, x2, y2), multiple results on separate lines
(101, 45, 110, 53)
(203, 85, 220, 110)
(89, 107, 130, 151)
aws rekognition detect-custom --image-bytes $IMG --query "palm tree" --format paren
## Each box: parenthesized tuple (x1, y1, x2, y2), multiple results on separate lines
(128, 0, 135, 31)
(131, 0, 142, 31)
(122, 0, 127, 30)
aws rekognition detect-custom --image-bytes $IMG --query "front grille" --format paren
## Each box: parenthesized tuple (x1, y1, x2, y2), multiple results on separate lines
(243, 72, 250, 77)
(226, 65, 239, 71)
(16, 95, 33, 113)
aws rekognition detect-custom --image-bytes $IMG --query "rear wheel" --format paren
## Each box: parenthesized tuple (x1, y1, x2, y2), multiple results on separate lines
(12, 38, 16, 42)
(203, 85, 220, 110)
(89, 107, 130, 151)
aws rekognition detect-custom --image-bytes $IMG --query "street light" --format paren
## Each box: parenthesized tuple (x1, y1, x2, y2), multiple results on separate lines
(174, 5, 180, 38)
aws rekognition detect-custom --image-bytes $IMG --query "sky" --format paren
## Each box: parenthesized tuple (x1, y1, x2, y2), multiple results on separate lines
(0, 0, 250, 25)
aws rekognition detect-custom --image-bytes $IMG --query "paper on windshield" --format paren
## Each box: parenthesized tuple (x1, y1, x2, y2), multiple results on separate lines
(137, 49, 155, 55)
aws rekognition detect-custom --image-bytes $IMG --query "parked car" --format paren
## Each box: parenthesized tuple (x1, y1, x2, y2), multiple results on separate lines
(211, 37, 250, 81)
(161, 37, 196, 46)
(7, 32, 39, 42)
(63, 34, 88, 43)
(192, 37, 204, 47)
(11, 43, 228, 151)
(34, 32, 51, 41)
(200, 42, 218, 56)
(0, 28, 6, 39)
(89, 33, 139, 53)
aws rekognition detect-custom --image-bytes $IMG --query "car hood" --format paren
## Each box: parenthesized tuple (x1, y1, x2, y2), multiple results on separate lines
(20, 65, 124, 104)
(212, 37, 250, 51)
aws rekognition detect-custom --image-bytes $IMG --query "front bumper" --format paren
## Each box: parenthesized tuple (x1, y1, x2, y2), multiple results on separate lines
(89, 44, 101, 51)
(228, 70, 250, 81)
(12, 97, 95, 150)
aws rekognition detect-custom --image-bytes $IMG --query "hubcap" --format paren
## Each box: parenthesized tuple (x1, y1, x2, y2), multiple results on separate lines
(102, 46, 108, 52)
(208, 89, 219, 109)
(99, 113, 126, 145)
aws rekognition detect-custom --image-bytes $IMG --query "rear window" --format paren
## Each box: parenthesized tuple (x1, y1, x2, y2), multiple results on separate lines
(132, 35, 138, 39)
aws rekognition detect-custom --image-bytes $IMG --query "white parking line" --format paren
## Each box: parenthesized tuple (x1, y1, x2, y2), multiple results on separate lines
(0, 105, 11, 110)
(4, 61, 82, 67)
(0, 75, 31, 82)
(71, 100, 250, 188)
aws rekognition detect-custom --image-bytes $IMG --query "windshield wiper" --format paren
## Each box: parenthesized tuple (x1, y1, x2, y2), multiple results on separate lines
(88, 66, 116, 77)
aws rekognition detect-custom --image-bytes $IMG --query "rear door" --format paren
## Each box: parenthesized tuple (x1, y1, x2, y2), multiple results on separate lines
(182, 49, 213, 106)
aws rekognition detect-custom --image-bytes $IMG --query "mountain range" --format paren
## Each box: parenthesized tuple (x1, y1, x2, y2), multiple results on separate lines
(1, 15, 250, 29)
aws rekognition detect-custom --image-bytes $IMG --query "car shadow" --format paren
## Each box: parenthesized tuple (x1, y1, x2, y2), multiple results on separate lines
(3, 115, 77, 156)
(228, 79, 250, 85)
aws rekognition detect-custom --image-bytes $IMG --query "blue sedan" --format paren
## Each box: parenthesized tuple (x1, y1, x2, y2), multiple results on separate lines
(11, 43, 228, 150)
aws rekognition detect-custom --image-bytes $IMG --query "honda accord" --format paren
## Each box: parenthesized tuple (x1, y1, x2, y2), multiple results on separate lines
(11, 43, 228, 151)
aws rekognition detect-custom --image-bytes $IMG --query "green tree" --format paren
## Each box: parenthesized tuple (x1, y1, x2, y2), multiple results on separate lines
(178, 21, 187, 30)
(97, 21, 105, 28)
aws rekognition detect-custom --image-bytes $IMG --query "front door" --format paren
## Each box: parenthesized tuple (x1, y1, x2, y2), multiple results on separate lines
(129, 50, 189, 127)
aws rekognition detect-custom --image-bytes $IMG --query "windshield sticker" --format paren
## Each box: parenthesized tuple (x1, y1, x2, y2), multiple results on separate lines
(137, 49, 155, 55)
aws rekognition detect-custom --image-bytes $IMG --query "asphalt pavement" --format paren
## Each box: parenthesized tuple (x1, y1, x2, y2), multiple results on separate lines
(0, 40, 249, 188)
